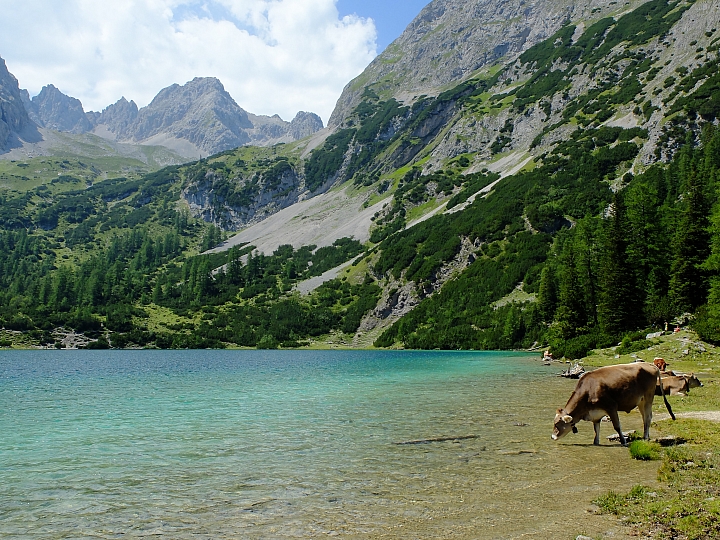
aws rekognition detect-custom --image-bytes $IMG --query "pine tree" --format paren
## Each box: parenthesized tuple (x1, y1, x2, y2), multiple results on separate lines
(598, 191, 641, 337)
(553, 244, 586, 340)
(669, 160, 711, 314)
(537, 264, 558, 323)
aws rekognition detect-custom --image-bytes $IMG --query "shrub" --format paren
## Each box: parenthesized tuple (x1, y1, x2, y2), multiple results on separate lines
(257, 333, 279, 349)
(616, 335, 654, 355)
(629, 440, 661, 461)
(594, 491, 626, 514)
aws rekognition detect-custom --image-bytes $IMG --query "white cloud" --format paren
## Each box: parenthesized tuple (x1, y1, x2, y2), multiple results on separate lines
(0, 0, 377, 123)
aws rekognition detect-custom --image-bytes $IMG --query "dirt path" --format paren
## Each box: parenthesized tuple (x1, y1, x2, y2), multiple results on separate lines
(655, 411, 720, 422)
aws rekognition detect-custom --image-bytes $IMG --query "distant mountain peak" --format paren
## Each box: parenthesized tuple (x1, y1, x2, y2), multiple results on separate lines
(8, 71, 324, 158)
(27, 84, 94, 134)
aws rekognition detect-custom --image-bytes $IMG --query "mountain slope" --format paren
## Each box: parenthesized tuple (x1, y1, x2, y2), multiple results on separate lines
(328, 0, 649, 127)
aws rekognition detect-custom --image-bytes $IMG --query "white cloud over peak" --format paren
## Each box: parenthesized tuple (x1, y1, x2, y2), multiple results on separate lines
(0, 0, 377, 123)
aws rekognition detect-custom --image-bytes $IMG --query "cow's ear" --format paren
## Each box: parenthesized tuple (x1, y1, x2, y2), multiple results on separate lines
(562, 415, 573, 424)
(556, 408, 564, 415)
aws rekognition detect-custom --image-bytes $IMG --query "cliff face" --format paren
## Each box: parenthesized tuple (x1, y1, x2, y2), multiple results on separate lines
(328, 0, 648, 127)
(25, 84, 94, 134)
(0, 57, 36, 150)
(92, 97, 139, 138)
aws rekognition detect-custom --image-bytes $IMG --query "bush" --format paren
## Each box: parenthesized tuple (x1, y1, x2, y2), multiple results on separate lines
(5, 313, 35, 331)
(629, 440, 661, 461)
(594, 484, 648, 514)
(257, 334, 279, 349)
(593, 490, 626, 514)
(616, 337, 653, 355)
(84, 337, 110, 349)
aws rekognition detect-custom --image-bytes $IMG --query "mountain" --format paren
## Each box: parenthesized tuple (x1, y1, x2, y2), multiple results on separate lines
(20, 76, 323, 158)
(94, 77, 323, 157)
(112, 77, 323, 156)
(1, 68, 323, 159)
(24, 84, 94, 134)
(0, 57, 39, 150)
(88, 96, 138, 137)
(328, 0, 649, 127)
(2, 0, 720, 357)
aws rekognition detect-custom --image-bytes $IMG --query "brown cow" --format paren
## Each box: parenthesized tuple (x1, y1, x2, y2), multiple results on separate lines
(552, 363, 675, 446)
(653, 357, 667, 372)
(655, 372, 703, 396)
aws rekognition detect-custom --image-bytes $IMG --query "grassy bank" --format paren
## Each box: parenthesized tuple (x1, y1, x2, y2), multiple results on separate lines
(579, 330, 720, 539)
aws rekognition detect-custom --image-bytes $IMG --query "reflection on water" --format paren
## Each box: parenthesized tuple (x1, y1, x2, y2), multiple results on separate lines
(0, 350, 660, 539)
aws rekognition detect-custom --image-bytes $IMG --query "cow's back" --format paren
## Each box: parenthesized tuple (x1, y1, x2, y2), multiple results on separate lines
(574, 363, 657, 412)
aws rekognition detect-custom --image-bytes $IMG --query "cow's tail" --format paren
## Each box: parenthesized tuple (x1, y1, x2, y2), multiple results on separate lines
(658, 368, 676, 421)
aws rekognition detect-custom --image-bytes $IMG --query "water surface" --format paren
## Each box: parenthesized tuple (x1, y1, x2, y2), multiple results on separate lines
(0, 350, 659, 539)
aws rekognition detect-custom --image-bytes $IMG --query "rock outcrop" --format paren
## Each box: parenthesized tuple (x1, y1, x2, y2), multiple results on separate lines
(25, 84, 94, 134)
(0, 57, 38, 150)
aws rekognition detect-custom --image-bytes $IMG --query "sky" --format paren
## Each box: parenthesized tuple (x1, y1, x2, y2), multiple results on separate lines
(0, 0, 429, 125)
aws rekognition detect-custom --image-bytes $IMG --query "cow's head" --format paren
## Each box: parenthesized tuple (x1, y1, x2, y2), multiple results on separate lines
(552, 408, 577, 440)
(686, 373, 703, 389)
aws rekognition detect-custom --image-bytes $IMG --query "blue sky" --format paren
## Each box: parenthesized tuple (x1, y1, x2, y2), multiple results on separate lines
(338, 0, 430, 51)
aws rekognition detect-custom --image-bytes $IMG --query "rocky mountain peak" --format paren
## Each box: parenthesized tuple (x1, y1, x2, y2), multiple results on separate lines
(0, 56, 35, 150)
(4, 66, 323, 158)
(289, 112, 324, 140)
(91, 97, 139, 138)
(27, 84, 94, 134)
(126, 76, 254, 154)
(329, 0, 648, 127)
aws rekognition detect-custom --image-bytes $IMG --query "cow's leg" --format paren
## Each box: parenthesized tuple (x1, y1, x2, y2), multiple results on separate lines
(640, 396, 653, 440)
(593, 421, 601, 445)
(607, 410, 627, 446)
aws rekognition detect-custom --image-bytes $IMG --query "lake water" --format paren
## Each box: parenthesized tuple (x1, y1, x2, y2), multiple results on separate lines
(0, 349, 660, 539)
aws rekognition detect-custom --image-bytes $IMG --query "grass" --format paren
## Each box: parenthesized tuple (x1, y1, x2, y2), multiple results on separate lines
(594, 418, 720, 539)
(0, 153, 161, 193)
(585, 330, 720, 538)
(629, 440, 661, 460)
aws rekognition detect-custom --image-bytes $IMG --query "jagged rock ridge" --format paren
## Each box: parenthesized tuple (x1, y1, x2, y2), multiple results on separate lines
(2, 68, 323, 158)
(0, 58, 39, 150)
(329, 0, 648, 127)
(24, 84, 94, 134)
(90, 78, 324, 157)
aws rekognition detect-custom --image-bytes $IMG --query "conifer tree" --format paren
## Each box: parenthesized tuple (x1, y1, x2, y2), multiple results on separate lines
(537, 265, 558, 323)
(552, 245, 586, 340)
(598, 191, 641, 337)
(668, 160, 710, 314)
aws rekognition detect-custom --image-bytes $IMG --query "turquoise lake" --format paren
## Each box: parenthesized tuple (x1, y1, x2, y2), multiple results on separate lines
(0, 349, 657, 539)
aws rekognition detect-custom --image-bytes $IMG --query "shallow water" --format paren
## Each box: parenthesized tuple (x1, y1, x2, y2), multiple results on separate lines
(0, 350, 661, 539)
